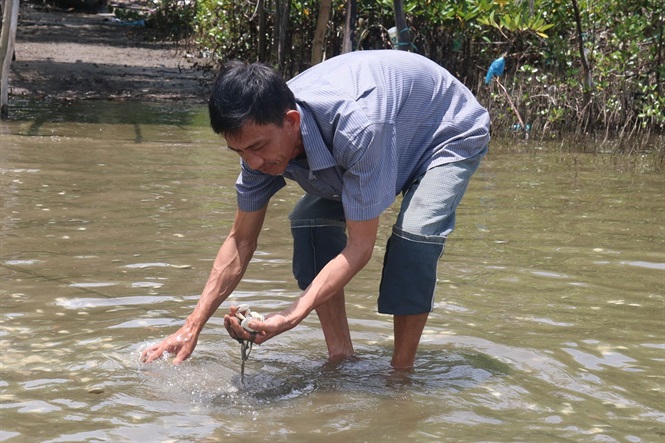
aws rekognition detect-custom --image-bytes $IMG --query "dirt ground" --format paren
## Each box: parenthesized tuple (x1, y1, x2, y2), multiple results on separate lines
(8, 2, 211, 103)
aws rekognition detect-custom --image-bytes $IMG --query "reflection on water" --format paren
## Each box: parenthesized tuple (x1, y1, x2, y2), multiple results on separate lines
(1, 101, 664, 442)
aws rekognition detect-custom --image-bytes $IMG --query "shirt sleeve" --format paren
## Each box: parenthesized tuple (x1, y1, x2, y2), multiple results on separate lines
(235, 159, 286, 212)
(340, 122, 398, 221)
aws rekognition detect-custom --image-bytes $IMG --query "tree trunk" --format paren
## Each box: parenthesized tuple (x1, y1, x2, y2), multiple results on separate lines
(393, 0, 411, 51)
(276, 0, 290, 71)
(257, 0, 266, 62)
(654, 2, 663, 95)
(571, 0, 592, 91)
(341, 0, 356, 54)
(311, 0, 332, 65)
(1, 0, 20, 119)
(571, 0, 593, 131)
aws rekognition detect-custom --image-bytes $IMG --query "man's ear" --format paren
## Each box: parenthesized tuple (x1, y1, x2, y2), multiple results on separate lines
(284, 109, 301, 131)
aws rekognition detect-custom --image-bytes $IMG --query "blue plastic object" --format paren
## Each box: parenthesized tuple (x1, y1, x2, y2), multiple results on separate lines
(485, 56, 505, 85)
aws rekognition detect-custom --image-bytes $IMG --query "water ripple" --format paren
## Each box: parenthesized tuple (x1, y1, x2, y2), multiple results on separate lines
(55, 295, 180, 309)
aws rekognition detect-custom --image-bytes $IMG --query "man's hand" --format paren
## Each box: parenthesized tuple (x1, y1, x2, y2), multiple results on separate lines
(141, 324, 200, 364)
(223, 305, 293, 345)
(141, 207, 268, 365)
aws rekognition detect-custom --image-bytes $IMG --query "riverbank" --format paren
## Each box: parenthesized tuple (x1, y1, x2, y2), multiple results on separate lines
(8, 2, 210, 104)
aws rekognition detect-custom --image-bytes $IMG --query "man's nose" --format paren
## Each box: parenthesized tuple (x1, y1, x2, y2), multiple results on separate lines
(243, 151, 263, 170)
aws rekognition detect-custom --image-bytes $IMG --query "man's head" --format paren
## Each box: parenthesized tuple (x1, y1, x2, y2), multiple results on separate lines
(208, 61, 296, 138)
(209, 61, 302, 176)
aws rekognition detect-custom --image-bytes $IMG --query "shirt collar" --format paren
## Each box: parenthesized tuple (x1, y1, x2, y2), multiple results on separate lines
(296, 103, 338, 171)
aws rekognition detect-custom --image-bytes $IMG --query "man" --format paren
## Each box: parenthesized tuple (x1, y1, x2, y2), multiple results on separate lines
(141, 50, 489, 369)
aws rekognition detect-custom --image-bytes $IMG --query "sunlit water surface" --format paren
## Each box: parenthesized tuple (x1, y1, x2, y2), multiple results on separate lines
(1, 101, 663, 442)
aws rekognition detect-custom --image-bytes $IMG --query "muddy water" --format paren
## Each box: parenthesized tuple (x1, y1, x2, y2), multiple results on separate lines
(1, 101, 663, 442)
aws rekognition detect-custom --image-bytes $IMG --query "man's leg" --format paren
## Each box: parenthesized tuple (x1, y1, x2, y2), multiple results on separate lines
(379, 148, 487, 368)
(290, 195, 353, 360)
(379, 231, 445, 368)
(315, 289, 354, 360)
(392, 313, 429, 369)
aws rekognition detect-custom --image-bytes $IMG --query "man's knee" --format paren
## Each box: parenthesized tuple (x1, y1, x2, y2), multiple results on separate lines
(378, 228, 445, 315)
(291, 223, 347, 290)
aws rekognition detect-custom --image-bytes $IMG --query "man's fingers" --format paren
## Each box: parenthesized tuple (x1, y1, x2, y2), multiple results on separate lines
(225, 315, 267, 342)
(244, 320, 263, 332)
(224, 308, 273, 344)
(141, 345, 163, 363)
(172, 347, 191, 364)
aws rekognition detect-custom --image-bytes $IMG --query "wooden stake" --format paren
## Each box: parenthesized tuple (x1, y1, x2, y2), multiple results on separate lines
(1, 0, 20, 119)
(496, 77, 527, 137)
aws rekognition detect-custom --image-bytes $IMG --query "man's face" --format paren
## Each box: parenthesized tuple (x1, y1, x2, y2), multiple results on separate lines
(225, 111, 302, 176)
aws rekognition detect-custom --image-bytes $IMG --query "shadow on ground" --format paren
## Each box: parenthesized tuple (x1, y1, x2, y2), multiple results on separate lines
(9, 4, 211, 103)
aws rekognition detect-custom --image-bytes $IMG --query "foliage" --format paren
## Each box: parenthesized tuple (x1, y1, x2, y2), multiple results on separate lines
(141, 0, 663, 143)
(109, 0, 196, 41)
(148, 0, 197, 40)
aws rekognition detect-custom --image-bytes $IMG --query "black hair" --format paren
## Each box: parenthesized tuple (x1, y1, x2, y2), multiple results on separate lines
(208, 61, 296, 137)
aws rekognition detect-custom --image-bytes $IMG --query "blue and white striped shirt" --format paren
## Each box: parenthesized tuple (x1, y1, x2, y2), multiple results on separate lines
(236, 50, 490, 221)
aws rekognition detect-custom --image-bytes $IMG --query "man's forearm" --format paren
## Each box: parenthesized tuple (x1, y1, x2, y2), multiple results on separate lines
(286, 217, 379, 326)
(287, 245, 372, 327)
(184, 235, 257, 332)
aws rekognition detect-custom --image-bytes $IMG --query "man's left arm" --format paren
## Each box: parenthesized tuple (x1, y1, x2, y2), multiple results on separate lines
(230, 217, 380, 343)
